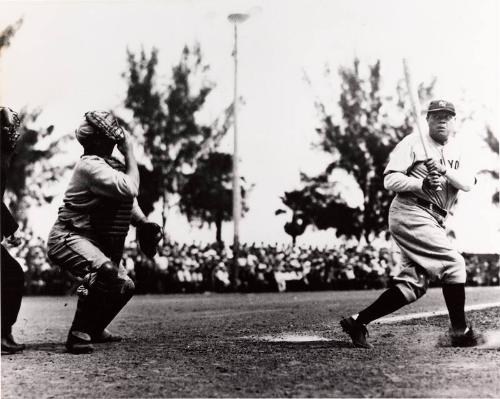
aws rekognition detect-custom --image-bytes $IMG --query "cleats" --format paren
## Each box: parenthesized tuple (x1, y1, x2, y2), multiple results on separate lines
(91, 329, 122, 343)
(449, 326, 484, 347)
(340, 316, 373, 349)
(66, 331, 94, 354)
(1, 334, 25, 354)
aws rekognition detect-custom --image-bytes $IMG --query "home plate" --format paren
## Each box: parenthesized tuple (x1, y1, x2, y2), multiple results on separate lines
(247, 334, 330, 342)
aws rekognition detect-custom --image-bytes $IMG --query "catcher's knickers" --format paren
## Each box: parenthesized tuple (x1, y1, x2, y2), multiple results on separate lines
(389, 196, 466, 303)
(47, 228, 134, 335)
(47, 228, 111, 277)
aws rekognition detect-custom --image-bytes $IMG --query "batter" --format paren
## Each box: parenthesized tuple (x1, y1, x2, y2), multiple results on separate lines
(340, 100, 482, 348)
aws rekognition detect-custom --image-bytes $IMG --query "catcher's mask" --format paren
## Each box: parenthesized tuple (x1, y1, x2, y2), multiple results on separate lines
(75, 111, 124, 147)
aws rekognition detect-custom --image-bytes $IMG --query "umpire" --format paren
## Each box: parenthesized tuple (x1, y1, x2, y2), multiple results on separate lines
(47, 111, 161, 354)
(1, 107, 26, 354)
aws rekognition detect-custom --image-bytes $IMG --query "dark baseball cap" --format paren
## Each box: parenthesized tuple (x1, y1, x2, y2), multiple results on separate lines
(426, 100, 456, 116)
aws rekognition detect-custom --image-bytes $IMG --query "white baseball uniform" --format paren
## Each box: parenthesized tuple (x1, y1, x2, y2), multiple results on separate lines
(383, 132, 476, 302)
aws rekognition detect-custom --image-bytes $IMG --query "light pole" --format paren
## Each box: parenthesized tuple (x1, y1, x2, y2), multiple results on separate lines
(227, 12, 249, 289)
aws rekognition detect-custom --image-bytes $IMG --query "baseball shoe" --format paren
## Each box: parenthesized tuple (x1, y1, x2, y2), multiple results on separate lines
(1, 334, 25, 354)
(66, 330, 94, 354)
(449, 326, 484, 347)
(91, 329, 122, 343)
(340, 316, 373, 349)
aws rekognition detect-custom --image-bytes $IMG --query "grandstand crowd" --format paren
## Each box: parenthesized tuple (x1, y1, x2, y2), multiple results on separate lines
(5, 225, 500, 295)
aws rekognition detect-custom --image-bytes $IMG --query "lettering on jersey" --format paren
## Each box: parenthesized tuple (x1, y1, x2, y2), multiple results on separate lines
(440, 159, 460, 169)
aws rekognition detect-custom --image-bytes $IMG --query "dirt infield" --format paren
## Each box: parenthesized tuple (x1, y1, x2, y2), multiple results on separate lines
(2, 287, 500, 398)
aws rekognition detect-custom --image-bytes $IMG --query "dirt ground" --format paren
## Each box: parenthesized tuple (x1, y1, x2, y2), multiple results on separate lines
(2, 287, 500, 398)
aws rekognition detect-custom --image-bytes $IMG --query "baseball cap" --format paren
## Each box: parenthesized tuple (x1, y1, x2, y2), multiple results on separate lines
(426, 100, 456, 116)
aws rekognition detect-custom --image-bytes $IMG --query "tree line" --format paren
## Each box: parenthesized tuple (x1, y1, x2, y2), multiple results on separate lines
(2, 20, 497, 246)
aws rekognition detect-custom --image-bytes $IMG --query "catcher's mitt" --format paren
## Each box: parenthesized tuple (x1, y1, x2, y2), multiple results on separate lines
(1, 107, 21, 152)
(84, 111, 125, 143)
(137, 222, 162, 258)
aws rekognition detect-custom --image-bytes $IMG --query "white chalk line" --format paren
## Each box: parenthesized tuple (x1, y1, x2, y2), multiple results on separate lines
(373, 301, 500, 324)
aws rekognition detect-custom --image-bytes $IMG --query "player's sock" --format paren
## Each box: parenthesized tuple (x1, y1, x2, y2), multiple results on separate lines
(356, 287, 408, 325)
(442, 283, 466, 331)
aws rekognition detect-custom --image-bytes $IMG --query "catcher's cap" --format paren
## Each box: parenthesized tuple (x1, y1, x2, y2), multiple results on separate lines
(426, 100, 456, 116)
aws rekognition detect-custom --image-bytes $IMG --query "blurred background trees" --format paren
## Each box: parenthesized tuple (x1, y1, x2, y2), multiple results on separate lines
(480, 126, 499, 206)
(1, 19, 73, 223)
(123, 44, 249, 241)
(124, 44, 247, 241)
(278, 59, 435, 244)
(2, 16, 495, 249)
(0, 17, 22, 54)
(5, 110, 72, 221)
(178, 152, 249, 244)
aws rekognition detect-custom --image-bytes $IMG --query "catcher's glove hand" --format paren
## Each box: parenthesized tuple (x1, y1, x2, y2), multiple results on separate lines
(137, 222, 162, 258)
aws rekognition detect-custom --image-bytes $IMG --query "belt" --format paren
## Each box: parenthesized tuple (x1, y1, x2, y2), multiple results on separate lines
(399, 194, 448, 218)
(416, 198, 447, 218)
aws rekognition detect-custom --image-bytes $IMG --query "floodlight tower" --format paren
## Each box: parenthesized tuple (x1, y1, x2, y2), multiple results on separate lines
(227, 12, 249, 287)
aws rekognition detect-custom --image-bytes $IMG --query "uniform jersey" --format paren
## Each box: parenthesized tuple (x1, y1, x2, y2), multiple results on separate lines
(56, 155, 141, 232)
(384, 132, 476, 211)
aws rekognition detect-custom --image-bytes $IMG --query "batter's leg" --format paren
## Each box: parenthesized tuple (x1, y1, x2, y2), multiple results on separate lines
(340, 286, 409, 349)
(442, 283, 466, 331)
(356, 286, 408, 325)
(340, 253, 427, 349)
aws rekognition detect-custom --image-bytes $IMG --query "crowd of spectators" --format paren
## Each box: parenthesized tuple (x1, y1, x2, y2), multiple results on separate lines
(4, 226, 499, 295)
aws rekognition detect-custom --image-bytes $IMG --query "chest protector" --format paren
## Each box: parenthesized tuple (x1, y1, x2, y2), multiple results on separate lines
(89, 157, 134, 263)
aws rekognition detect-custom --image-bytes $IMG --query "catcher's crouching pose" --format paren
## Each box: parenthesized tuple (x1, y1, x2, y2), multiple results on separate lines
(47, 111, 161, 354)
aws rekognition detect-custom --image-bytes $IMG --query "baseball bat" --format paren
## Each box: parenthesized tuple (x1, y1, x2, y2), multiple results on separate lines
(402, 59, 442, 191)
(402, 59, 429, 159)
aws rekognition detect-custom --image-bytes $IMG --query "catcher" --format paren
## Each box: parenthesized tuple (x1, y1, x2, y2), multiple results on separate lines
(1, 106, 26, 354)
(47, 111, 161, 354)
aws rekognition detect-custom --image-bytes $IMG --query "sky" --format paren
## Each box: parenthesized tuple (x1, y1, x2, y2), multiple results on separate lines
(1, 0, 499, 252)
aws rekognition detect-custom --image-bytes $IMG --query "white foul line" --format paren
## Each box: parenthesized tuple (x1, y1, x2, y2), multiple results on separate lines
(373, 302, 500, 324)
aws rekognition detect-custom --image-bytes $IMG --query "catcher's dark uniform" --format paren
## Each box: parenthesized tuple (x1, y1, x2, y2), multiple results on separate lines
(1, 106, 26, 353)
(1, 203, 24, 341)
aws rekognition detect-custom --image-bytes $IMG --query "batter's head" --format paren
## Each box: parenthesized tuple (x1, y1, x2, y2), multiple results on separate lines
(426, 100, 456, 145)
